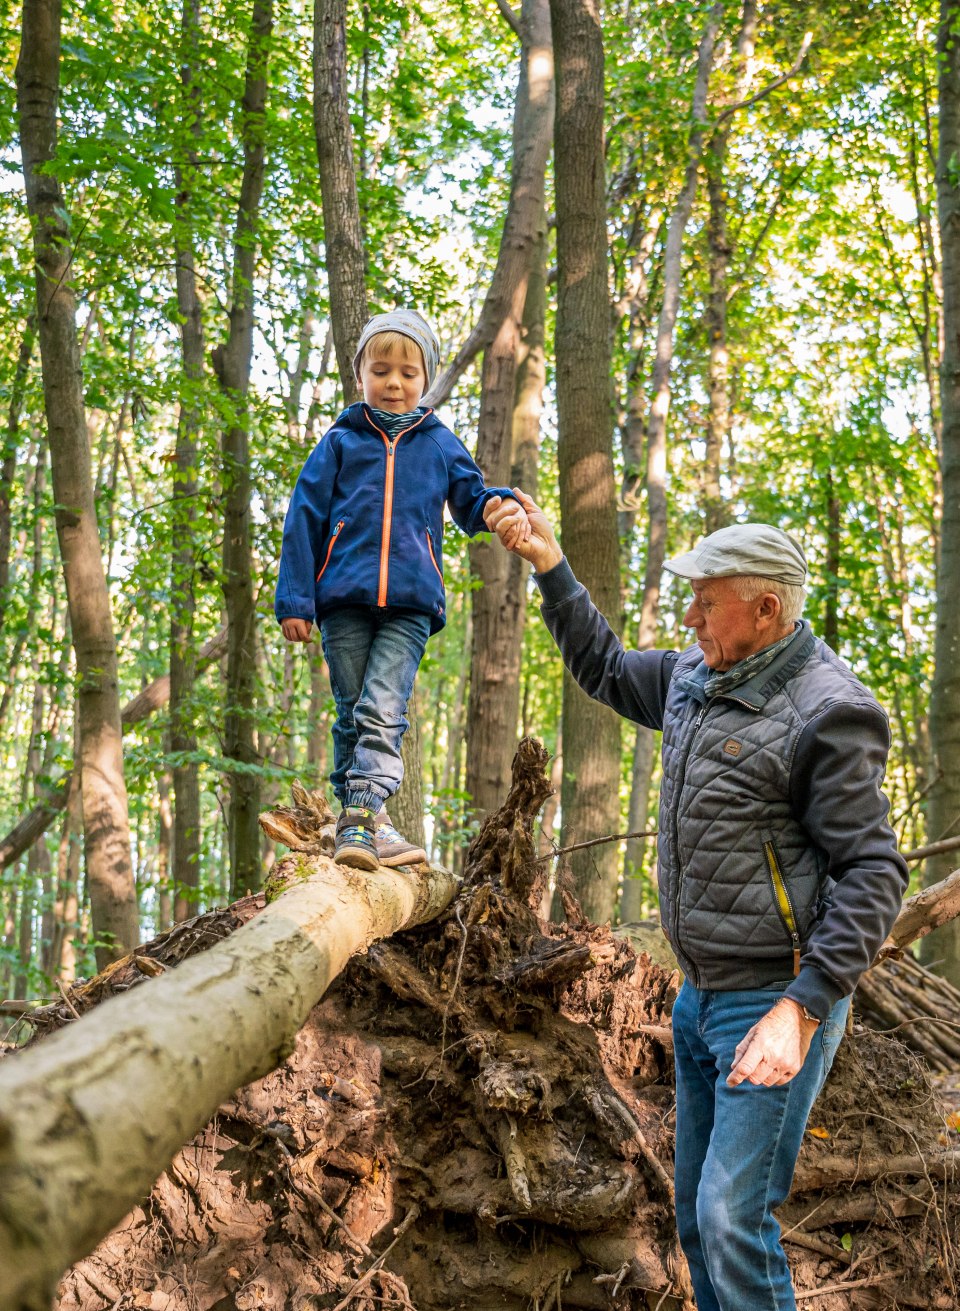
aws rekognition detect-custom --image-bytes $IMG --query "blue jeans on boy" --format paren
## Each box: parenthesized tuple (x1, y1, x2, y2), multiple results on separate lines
(319, 606, 431, 812)
(672, 981, 849, 1311)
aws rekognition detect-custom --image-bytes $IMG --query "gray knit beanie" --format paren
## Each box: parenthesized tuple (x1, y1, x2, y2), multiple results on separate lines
(353, 310, 441, 390)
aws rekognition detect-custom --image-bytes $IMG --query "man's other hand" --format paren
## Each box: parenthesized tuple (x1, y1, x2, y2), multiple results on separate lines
(485, 488, 563, 575)
(727, 997, 820, 1088)
(281, 618, 314, 642)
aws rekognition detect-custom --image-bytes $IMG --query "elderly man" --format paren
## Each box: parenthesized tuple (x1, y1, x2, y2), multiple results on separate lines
(485, 492, 907, 1311)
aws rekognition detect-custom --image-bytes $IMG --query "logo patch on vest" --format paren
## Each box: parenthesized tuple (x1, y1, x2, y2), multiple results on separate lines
(723, 738, 742, 757)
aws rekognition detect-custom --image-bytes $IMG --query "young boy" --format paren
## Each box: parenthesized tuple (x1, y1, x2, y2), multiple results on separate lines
(276, 309, 530, 870)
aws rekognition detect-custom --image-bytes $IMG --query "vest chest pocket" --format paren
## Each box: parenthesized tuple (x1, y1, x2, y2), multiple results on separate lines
(763, 837, 801, 977)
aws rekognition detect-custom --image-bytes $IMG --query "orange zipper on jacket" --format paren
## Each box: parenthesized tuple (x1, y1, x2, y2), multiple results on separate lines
(316, 520, 345, 581)
(363, 407, 432, 607)
(426, 529, 443, 581)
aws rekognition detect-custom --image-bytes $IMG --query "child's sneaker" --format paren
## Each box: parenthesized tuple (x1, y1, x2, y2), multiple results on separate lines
(375, 811, 428, 867)
(334, 806, 379, 870)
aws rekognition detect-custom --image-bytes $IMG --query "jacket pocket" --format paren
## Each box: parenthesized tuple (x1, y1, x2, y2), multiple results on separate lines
(425, 527, 443, 581)
(763, 837, 801, 977)
(316, 519, 346, 582)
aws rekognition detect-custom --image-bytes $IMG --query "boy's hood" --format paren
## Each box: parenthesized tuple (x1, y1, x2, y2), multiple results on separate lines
(336, 401, 446, 437)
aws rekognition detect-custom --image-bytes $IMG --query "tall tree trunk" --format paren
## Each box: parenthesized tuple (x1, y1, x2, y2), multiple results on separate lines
(213, 0, 274, 899)
(14, 860, 33, 1001)
(391, 684, 425, 850)
(549, 0, 622, 924)
(15, 0, 138, 967)
(48, 759, 81, 982)
(823, 465, 840, 651)
(703, 0, 756, 534)
(306, 645, 331, 782)
(465, 0, 554, 821)
(313, 0, 367, 405)
(312, 0, 432, 829)
(924, 0, 960, 984)
(617, 8, 723, 924)
(157, 768, 174, 932)
(511, 215, 549, 504)
(620, 724, 656, 921)
(616, 207, 662, 542)
(437, 609, 471, 868)
(638, 3, 722, 651)
(169, 0, 205, 922)
(0, 318, 35, 637)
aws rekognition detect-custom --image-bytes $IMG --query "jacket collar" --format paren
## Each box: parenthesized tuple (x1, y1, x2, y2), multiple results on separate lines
(338, 401, 440, 435)
(675, 621, 817, 712)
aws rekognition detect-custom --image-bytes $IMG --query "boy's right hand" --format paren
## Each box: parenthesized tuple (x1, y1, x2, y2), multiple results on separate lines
(281, 618, 314, 642)
(486, 490, 563, 575)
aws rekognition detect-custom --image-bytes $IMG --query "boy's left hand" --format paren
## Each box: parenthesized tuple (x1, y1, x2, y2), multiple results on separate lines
(483, 496, 531, 549)
(281, 618, 314, 642)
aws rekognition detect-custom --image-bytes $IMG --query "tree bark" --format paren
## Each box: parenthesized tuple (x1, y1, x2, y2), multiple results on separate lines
(169, 0, 206, 924)
(638, 3, 722, 652)
(511, 214, 549, 504)
(620, 724, 656, 921)
(313, 0, 368, 405)
(924, 0, 960, 984)
(703, 0, 756, 534)
(156, 767, 176, 929)
(823, 466, 840, 649)
(614, 11, 724, 925)
(306, 643, 331, 781)
(15, 0, 138, 967)
(214, 0, 274, 899)
(888, 865, 960, 951)
(47, 760, 81, 982)
(0, 838, 456, 1311)
(0, 317, 35, 637)
(616, 206, 662, 542)
(391, 683, 426, 850)
(311, 3, 433, 828)
(465, 2, 554, 820)
(549, 0, 622, 924)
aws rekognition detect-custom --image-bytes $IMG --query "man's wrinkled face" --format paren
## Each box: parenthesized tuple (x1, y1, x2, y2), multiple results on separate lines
(683, 577, 780, 671)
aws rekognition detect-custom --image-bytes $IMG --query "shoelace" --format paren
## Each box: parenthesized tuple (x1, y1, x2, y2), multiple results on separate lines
(339, 824, 375, 844)
(377, 820, 402, 842)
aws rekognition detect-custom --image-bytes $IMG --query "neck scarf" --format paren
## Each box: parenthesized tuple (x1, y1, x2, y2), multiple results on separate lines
(703, 622, 801, 699)
(369, 406, 425, 440)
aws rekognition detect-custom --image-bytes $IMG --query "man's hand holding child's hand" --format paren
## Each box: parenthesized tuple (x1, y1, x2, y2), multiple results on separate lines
(483, 496, 531, 550)
(485, 489, 564, 575)
(281, 618, 314, 642)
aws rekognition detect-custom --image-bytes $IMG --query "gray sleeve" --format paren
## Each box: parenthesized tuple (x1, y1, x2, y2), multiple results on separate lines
(535, 558, 677, 730)
(784, 702, 908, 1020)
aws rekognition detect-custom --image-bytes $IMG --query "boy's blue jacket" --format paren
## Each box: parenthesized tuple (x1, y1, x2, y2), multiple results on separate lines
(275, 403, 517, 635)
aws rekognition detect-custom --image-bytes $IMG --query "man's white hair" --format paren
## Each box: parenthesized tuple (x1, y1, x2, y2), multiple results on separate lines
(729, 574, 806, 625)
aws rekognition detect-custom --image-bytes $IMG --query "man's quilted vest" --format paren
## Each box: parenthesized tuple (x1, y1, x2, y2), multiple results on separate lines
(657, 628, 882, 989)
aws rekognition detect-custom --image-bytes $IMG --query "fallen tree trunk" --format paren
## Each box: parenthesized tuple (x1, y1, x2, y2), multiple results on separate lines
(0, 627, 228, 873)
(0, 787, 456, 1311)
(885, 865, 960, 951)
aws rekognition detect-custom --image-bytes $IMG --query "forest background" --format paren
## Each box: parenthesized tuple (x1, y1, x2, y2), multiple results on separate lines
(3, 0, 959, 1005)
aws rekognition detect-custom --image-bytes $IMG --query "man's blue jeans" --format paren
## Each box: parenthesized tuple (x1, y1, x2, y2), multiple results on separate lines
(319, 606, 431, 811)
(672, 981, 849, 1311)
